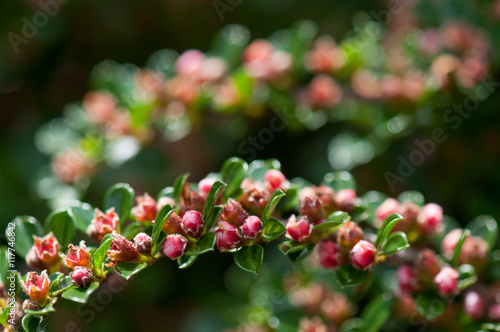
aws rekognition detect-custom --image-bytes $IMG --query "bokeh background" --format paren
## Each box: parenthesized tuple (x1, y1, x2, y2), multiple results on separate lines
(1, 0, 500, 331)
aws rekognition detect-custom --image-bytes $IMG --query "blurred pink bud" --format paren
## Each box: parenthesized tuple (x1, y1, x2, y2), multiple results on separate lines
(132, 193, 158, 222)
(215, 221, 242, 251)
(375, 198, 400, 227)
(489, 303, 500, 321)
(175, 49, 205, 77)
(441, 229, 464, 260)
(299, 197, 324, 225)
(335, 189, 357, 212)
(397, 265, 417, 293)
(286, 215, 312, 242)
(305, 36, 345, 73)
(163, 234, 188, 259)
(264, 169, 287, 192)
(418, 203, 444, 234)
(221, 198, 249, 227)
(318, 241, 344, 269)
(337, 221, 364, 250)
(134, 232, 152, 256)
(82, 91, 116, 124)
(198, 177, 217, 197)
(71, 267, 94, 288)
(433, 267, 459, 296)
(157, 196, 175, 211)
(241, 216, 263, 239)
(464, 291, 485, 320)
(181, 210, 204, 238)
(307, 75, 342, 108)
(351, 240, 376, 270)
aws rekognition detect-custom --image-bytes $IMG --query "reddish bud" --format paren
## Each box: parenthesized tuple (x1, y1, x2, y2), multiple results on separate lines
(241, 216, 263, 239)
(416, 249, 441, 282)
(163, 234, 188, 259)
(335, 189, 358, 211)
(175, 49, 205, 77)
(240, 182, 271, 214)
(134, 232, 152, 256)
(397, 265, 418, 293)
(198, 177, 217, 197)
(157, 196, 175, 211)
(461, 236, 489, 269)
(350, 240, 376, 270)
(221, 198, 250, 227)
(182, 210, 204, 238)
(264, 169, 287, 191)
(87, 208, 119, 242)
(131, 193, 158, 222)
(108, 232, 141, 263)
(433, 267, 459, 296)
(318, 241, 344, 269)
(299, 197, 324, 225)
(71, 267, 94, 288)
(375, 198, 401, 227)
(62, 241, 91, 269)
(418, 203, 444, 234)
(307, 75, 342, 108)
(21, 271, 50, 302)
(337, 221, 364, 250)
(162, 212, 184, 234)
(489, 304, 500, 321)
(464, 291, 485, 319)
(215, 221, 242, 251)
(442, 229, 464, 260)
(26, 232, 60, 269)
(286, 215, 312, 242)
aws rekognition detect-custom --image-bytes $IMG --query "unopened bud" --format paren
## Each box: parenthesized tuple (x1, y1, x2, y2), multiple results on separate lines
(286, 215, 312, 242)
(464, 291, 485, 320)
(163, 234, 189, 259)
(131, 193, 158, 222)
(350, 240, 376, 270)
(337, 221, 364, 250)
(375, 198, 400, 228)
(198, 177, 217, 197)
(418, 203, 444, 234)
(241, 216, 263, 239)
(335, 189, 358, 211)
(433, 267, 459, 296)
(134, 232, 152, 256)
(215, 221, 242, 251)
(71, 267, 94, 288)
(221, 198, 249, 227)
(181, 210, 204, 238)
(397, 265, 418, 293)
(318, 241, 344, 269)
(264, 169, 287, 191)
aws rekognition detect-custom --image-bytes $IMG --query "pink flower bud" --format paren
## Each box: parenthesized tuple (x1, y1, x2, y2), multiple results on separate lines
(241, 216, 263, 239)
(335, 189, 358, 211)
(198, 177, 217, 197)
(26, 232, 60, 270)
(134, 233, 152, 256)
(83, 91, 116, 124)
(175, 49, 205, 77)
(350, 240, 376, 270)
(182, 210, 204, 238)
(71, 266, 94, 288)
(337, 221, 364, 250)
(21, 271, 50, 302)
(418, 203, 444, 234)
(131, 193, 158, 222)
(318, 241, 344, 269)
(286, 215, 312, 242)
(221, 198, 249, 227)
(62, 241, 91, 269)
(240, 184, 271, 215)
(375, 198, 401, 227)
(162, 212, 184, 235)
(87, 208, 119, 242)
(461, 236, 489, 269)
(108, 232, 141, 263)
(299, 197, 324, 225)
(157, 196, 175, 211)
(397, 265, 418, 293)
(163, 234, 189, 259)
(215, 221, 242, 251)
(433, 267, 459, 296)
(416, 249, 442, 282)
(264, 169, 287, 192)
(307, 75, 342, 108)
(489, 304, 500, 321)
(464, 291, 485, 319)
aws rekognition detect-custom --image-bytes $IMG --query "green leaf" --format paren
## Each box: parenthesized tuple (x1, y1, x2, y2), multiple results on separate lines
(114, 262, 148, 280)
(92, 237, 112, 272)
(0, 246, 8, 283)
(202, 181, 227, 232)
(62, 282, 99, 303)
(451, 229, 470, 267)
(313, 211, 348, 234)
(262, 218, 286, 242)
(186, 233, 216, 256)
(178, 255, 197, 269)
(380, 231, 409, 255)
(68, 202, 94, 233)
(45, 209, 76, 247)
(458, 264, 477, 290)
(278, 241, 316, 262)
(7, 216, 44, 258)
(173, 173, 189, 204)
(335, 264, 370, 288)
(24, 297, 58, 315)
(104, 183, 135, 226)
(22, 314, 44, 332)
(323, 171, 356, 191)
(361, 294, 393, 332)
(261, 189, 286, 225)
(247, 159, 281, 181)
(415, 291, 446, 320)
(482, 323, 500, 331)
(234, 245, 264, 274)
(468, 215, 498, 250)
(151, 204, 175, 256)
(374, 213, 404, 250)
(0, 297, 12, 326)
(157, 186, 174, 200)
(221, 157, 248, 200)
(48, 272, 64, 294)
